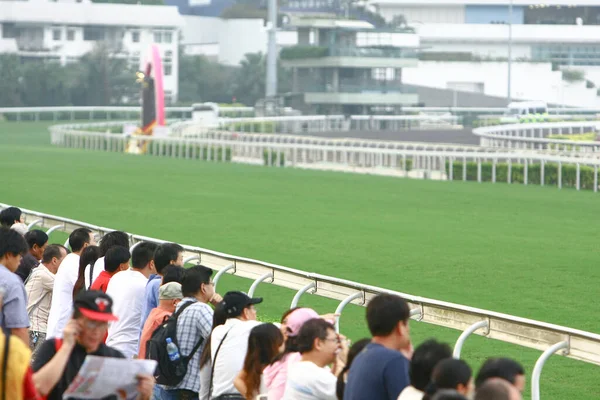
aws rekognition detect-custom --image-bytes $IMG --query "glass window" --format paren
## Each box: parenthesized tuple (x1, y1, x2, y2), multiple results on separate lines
(153, 32, 162, 43)
(164, 64, 172, 76)
(52, 28, 61, 41)
(83, 26, 104, 41)
(132, 31, 140, 43)
(67, 29, 75, 41)
(164, 32, 172, 43)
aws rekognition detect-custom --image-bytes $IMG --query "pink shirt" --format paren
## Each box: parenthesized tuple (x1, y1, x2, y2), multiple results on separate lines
(263, 352, 302, 400)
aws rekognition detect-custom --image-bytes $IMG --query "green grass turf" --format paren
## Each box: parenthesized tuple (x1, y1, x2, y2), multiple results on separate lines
(1, 121, 599, 398)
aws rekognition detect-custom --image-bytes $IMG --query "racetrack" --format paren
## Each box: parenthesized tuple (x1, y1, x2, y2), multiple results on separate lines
(302, 128, 481, 145)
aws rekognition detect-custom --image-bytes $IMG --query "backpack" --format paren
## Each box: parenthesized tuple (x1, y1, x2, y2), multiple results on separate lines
(145, 301, 205, 386)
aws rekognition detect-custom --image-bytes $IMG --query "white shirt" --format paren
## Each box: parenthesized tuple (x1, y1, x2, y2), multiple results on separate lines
(46, 253, 80, 339)
(105, 269, 148, 358)
(84, 257, 105, 290)
(210, 318, 262, 397)
(398, 386, 425, 400)
(282, 361, 337, 400)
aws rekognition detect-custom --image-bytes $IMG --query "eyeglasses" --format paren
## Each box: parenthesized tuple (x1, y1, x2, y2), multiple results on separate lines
(83, 320, 108, 330)
(323, 336, 340, 344)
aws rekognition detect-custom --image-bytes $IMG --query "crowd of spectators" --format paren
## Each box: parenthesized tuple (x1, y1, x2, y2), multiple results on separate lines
(1, 206, 529, 400)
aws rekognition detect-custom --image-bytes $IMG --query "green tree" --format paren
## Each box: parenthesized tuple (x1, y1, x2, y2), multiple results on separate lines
(178, 54, 236, 104)
(0, 54, 23, 107)
(19, 61, 71, 106)
(232, 52, 266, 106)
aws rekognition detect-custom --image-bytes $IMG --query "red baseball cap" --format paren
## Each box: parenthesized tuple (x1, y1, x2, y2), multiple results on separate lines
(74, 290, 119, 322)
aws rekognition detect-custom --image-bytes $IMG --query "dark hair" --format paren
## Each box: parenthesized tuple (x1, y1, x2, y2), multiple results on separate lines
(24, 230, 48, 250)
(297, 319, 335, 354)
(475, 358, 525, 388)
(474, 380, 511, 400)
(132, 241, 158, 269)
(0, 207, 21, 227)
(280, 307, 301, 323)
(366, 294, 410, 337)
(432, 390, 468, 400)
(69, 228, 93, 252)
(423, 359, 472, 400)
(104, 246, 130, 273)
(200, 302, 228, 368)
(42, 244, 67, 264)
(336, 338, 370, 400)
(410, 339, 453, 391)
(154, 243, 184, 274)
(270, 333, 301, 365)
(181, 264, 213, 297)
(162, 265, 185, 285)
(73, 245, 101, 297)
(0, 227, 28, 258)
(241, 324, 284, 399)
(99, 231, 129, 257)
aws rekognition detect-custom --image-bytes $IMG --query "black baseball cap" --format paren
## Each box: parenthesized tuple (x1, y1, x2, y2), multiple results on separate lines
(74, 290, 118, 322)
(222, 291, 263, 317)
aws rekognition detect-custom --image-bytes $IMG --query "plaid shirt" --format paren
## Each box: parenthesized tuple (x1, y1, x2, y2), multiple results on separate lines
(166, 297, 213, 393)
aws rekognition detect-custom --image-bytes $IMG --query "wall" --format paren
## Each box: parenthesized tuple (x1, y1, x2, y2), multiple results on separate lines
(376, 5, 465, 24)
(420, 42, 531, 59)
(465, 5, 525, 24)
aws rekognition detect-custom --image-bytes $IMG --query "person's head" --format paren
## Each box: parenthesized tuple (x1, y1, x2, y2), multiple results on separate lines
(366, 293, 411, 351)
(297, 318, 340, 367)
(475, 378, 522, 400)
(24, 229, 49, 260)
(158, 282, 183, 312)
(285, 308, 320, 338)
(0, 227, 28, 272)
(431, 390, 468, 400)
(410, 339, 453, 391)
(280, 307, 300, 339)
(475, 358, 525, 393)
(154, 243, 184, 274)
(98, 231, 129, 257)
(426, 359, 473, 398)
(69, 228, 96, 254)
(181, 264, 214, 302)
(0, 207, 22, 227)
(73, 245, 101, 297)
(162, 265, 185, 285)
(222, 291, 262, 321)
(336, 338, 370, 400)
(104, 246, 130, 274)
(241, 324, 284, 399)
(131, 241, 157, 272)
(41, 244, 69, 274)
(72, 290, 118, 352)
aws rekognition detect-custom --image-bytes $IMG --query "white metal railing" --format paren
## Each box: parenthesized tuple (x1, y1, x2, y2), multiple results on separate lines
(2, 203, 599, 400)
(473, 121, 600, 153)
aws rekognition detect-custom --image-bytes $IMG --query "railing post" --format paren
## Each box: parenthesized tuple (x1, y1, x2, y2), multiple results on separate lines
(558, 162, 562, 189)
(595, 165, 598, 193)
(27, 219, 43, 230)
(453, 320, 489, 359)
(531, 341, 569, 400)
(541, 160, 545, 186)
(248, 272, 274, 298)
(183, 255, 200, 265)
(290, 282, 316, 309)
(334, 292, 363, 333)
(213, 263, 236, 291)
(45, 224, 64, 238)
(576, 163, 580, 191)
(524, 159, 528, 185)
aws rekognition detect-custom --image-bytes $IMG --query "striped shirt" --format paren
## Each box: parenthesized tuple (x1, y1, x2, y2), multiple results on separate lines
(25, 264, 55, 333)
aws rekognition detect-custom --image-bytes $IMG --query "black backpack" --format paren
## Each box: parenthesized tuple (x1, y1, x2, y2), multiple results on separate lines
(145, 301, 205, 386)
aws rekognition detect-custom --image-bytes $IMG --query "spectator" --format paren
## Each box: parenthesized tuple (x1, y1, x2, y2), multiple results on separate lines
(106, 242, 157, 358)
(234, 324, 284, 399)
(282, 318, 348, 400)
(264, 307, 321, 400)
(475, 358, 525, 393)
(474, 378, 521, 400)
(90, 246, 130, 293)
(0, 227, 30, 344)
(138, 282, 183, 359)
(46, 228, 96, 339)
(162, 265, 220, 399)
(16, 230, 48, 282)
(0, 206, 22, 227)
(336, 338, 370, 400)
(198, 303, 228, 400)
(25, 244, 68, 361)
(210, 291, 263, 399)
(343, 294, 412, 400)
(398, 339, 453, 400)
(140, 243, 184, 330)
(72, 245, 101, 298)
(0, 322, 39, 400)
(162, 264, 186, 285)
(32, 291, 154, 400)
(423, 359, 473, 400)
(83, 231, 130, 289)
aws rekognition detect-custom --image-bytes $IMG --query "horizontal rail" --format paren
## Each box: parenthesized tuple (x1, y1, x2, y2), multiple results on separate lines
(4, 202, 600, 367)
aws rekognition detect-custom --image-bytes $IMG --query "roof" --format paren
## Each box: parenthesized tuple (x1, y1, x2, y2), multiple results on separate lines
(372, 0, 600, 6)
(0, 2, 185, 28)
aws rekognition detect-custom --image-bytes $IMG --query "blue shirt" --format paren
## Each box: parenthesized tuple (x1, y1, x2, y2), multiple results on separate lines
(0, 264, 30, 329)
(139, 274, 161, 331)
(343, 343, 410, 400)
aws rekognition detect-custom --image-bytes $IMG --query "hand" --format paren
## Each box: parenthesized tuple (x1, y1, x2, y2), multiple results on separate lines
(62, 319, 81, 349)
(337, 334, 350, 364)
(210, 293, 223, 306)
(135, 374, 155, 400)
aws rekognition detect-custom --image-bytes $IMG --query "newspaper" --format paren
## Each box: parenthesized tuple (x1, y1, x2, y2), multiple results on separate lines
(63, 356, 157, 399)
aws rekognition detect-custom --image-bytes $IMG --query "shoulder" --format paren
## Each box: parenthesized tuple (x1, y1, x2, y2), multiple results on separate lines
(0, 267, 23, 286)
(101, 344, 126, 359)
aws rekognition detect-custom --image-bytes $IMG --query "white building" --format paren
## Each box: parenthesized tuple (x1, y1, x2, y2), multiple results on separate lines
(0, 0, 184, 102)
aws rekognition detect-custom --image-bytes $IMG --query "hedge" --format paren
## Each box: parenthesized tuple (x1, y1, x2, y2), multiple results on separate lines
(146, 143, 232, 161)
(446, 161, 597, 190)
(263, 150, 285, 167)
